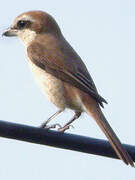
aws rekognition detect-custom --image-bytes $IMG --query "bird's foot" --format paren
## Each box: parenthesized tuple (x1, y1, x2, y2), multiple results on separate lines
(40, 121, 48, 128)
(58, 124, 74, 132)
(40, 123, 62, 130)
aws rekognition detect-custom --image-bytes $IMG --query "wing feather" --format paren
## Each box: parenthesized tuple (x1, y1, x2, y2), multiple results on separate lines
(27, 41, 107, 107)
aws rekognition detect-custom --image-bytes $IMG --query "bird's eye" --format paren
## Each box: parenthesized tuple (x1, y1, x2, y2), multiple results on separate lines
(17, 20, 28, 29)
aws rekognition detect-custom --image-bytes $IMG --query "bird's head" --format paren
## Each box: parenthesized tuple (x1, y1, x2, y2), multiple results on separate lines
(3, 10, 61, 45)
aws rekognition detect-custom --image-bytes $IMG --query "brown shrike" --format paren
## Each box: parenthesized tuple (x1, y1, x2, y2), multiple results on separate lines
(3, 10, 134, 166)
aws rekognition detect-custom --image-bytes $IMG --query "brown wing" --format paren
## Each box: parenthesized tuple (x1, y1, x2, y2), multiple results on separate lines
(27, 40, 107, 107)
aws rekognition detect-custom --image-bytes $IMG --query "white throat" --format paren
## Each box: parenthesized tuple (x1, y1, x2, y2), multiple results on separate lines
(18, 29, 36, 46)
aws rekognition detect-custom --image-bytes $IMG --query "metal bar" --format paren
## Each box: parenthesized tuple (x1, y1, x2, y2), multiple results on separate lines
(0, 120, 134, 161)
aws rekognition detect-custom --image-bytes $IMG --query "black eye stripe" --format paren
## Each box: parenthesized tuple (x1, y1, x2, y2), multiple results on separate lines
(17, 20, 29, 29)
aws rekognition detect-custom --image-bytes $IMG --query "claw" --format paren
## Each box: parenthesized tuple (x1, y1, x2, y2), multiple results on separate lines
(40, 122, 47, 128)
(58, 124, 74, 132)
(40, 123, 62, 129)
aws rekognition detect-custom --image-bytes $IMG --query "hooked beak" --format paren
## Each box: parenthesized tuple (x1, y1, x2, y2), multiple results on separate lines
(2, 27, 18, 37)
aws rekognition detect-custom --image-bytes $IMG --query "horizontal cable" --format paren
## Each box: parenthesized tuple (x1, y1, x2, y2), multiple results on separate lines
(0, 120, 134, 161)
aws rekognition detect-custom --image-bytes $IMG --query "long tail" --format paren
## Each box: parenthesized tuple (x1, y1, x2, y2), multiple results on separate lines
(86, 104, 134, 167)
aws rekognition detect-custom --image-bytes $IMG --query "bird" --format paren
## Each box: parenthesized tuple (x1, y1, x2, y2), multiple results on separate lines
(2, 10, 134, 166)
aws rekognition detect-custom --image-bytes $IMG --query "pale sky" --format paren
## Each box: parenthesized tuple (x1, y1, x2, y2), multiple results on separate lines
(1, 0, 135, 179)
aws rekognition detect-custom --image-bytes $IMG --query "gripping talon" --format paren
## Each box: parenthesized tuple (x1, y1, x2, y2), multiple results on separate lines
(58, 124, 74, 132)
(41, 123, 62, 130)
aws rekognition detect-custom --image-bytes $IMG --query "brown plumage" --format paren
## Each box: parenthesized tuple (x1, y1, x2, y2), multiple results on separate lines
(3, 10, 134, 166)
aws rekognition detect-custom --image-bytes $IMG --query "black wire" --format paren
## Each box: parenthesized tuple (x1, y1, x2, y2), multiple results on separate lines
(0, 120, 134, 161)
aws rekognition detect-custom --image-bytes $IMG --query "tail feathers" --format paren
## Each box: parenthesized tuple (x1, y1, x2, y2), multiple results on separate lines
(86, 106, 134, 167)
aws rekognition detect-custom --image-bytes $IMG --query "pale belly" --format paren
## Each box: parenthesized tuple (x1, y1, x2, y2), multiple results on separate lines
(27, 58, 87, 112)
(28, 60, 67, 109)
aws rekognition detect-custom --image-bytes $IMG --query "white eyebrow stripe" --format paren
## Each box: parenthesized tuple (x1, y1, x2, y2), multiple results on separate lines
(19, 15, 35, 22)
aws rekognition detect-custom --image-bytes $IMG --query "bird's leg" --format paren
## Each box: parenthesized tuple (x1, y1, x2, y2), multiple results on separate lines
(40, 109, 63, 128)
(58, 111, 81, 132)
